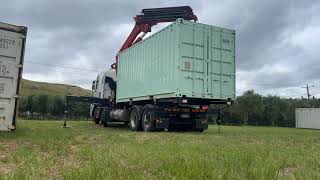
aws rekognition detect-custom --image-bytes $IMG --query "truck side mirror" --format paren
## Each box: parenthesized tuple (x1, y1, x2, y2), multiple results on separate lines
(92, 81, 96, 91)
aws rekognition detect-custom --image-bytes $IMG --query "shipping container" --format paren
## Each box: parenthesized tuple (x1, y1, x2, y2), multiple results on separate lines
(0, 22, 27, 131)
(117, 19, 235, 103)
(296, 108, 320, 130)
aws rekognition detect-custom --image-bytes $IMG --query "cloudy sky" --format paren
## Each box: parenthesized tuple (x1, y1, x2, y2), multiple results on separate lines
(1, 0, 320, 98)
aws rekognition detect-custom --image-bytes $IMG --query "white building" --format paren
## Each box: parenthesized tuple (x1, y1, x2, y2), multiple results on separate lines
(296, 108, 320, 129)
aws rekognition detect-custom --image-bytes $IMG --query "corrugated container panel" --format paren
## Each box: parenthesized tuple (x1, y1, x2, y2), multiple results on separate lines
(0, 22, 27, 131)
(117, 19, 235, 103)
(296, 108, 320, 129)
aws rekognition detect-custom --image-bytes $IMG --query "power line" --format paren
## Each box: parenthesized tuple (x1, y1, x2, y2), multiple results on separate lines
(23, 67, 97, 79)
(25, 66, 80, 73)
(25, 61, 105, 72)
(238, 82, 305, 88)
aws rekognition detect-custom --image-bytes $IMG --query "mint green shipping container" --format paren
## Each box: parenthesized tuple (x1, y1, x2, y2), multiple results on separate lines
(117, 19, 235, 103)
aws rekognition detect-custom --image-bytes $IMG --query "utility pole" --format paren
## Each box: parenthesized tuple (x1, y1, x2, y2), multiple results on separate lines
(302, 84, 314, 99)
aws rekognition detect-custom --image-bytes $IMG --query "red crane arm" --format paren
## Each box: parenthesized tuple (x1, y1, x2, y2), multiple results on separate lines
(118, 23, 153, 52)
(112, 6, 197, 72)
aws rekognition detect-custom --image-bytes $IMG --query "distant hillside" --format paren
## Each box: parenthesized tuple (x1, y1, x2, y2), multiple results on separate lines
(20, 79, 92, 97)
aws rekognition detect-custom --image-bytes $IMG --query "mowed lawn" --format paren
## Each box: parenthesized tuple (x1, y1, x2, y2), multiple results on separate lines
(0, 120, 320, 179)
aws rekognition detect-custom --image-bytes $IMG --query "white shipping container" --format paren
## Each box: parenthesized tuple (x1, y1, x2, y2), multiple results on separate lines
(0, 22, 27, 131)
(295, 108, 320, 129)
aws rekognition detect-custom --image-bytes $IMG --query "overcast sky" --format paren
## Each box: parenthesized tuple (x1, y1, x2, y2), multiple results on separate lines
(1, 0, 320, 98)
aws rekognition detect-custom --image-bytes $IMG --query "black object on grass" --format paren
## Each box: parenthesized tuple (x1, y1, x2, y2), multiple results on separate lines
(217, 110, 221, 133)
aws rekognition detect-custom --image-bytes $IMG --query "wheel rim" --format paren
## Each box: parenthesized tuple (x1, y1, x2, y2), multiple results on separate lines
(130, 111, 137, 128)
(143, 114, 150, 130)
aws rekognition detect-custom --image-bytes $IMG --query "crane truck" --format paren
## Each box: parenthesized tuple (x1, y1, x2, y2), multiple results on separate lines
(66, 6, 235, 132)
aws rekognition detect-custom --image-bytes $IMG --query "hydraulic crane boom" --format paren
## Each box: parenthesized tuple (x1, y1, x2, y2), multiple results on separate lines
(112, 6, 197, 71)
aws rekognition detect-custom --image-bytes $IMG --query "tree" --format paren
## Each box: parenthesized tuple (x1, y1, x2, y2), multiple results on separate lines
(262, 96, 280, 126)
(26, 95, 37, 119)
(68, 102, 89, 120)
(50, 96, 64, 118)
(18, 97, 28, 117)
(233, 90, 264, 125)
(38, 95, 49, 119)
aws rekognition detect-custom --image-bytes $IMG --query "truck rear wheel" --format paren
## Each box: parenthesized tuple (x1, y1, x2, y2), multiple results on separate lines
(129, 106, 142, 131)
(94, 118, 100, 124)
(142, 105, 155, 132)
(196, 129, 204, 133)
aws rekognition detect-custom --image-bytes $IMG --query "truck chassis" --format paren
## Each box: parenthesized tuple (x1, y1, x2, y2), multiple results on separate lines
(66, 96, 229, 132)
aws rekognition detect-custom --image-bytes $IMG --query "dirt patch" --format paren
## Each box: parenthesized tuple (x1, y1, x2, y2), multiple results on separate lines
(237, 137, 264, 145)
(0, 141, 32, 177)
(278, 166, 296, 178)
(132, 133, 158, 142)
(69, 144, 79, 153)
(0, 141, 19, 160)
(47, 145, 82, 179)
(75, 135, 104, 145)
(0, 141, 18, 151)
(48, 157, 75, 179)
(0, 163, 16, 176)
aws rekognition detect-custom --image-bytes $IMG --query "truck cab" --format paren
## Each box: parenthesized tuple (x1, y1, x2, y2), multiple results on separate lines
(90, 70, 117, 120)
(92, 70, 117, 100)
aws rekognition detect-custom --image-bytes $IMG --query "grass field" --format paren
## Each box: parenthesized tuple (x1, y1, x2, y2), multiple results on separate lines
(0, 120, 320, 179)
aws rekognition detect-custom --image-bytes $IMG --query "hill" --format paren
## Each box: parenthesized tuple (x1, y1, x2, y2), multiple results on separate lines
(20, 79, 92, 97)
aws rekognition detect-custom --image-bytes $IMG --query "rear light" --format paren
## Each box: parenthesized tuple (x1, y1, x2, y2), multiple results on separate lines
(202, 105, 208, 110)
(156, 118, 163, 124)
(180, 109, 189, 112)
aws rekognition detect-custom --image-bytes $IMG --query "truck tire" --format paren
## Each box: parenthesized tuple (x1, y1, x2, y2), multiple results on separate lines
(197, 129, 204, 133)
(101, 115, 109, 127)
(93, 108, 101, 124)
(129, 106, 142, 131)
(94, 117, 100, 124)
(102, 121, 109, 127)
(142, 105, 156, 132)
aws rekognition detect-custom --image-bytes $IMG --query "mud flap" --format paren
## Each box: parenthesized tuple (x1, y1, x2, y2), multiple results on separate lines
(154, 117, 170, 129)
(194, 118, 208, 130)
(149, 111, 170, 129)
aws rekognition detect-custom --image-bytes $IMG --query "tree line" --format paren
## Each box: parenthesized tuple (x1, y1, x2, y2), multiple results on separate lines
(216, 90, 320, 127)
(18, 95, 89, 120)
(18, 90, 320, 127)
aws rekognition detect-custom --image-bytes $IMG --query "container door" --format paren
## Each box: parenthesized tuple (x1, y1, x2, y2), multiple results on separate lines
(204, 27, 212, 97)
(209, 28, 235, 99)
(0, 30, 24, 131)
(178, 22, 211, 97)
(178, 20, 235, 99)
(210, 28, 221, 98)
(191, 25, 214, 98)
(190, 24, 208, 97)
